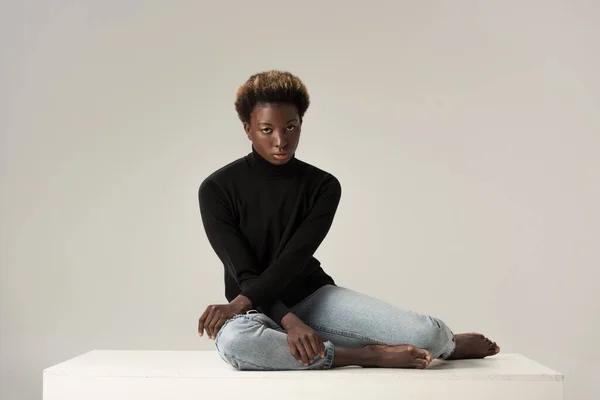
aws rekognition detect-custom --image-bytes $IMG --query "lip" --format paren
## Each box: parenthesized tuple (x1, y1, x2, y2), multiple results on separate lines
(273, 153, 289, 158)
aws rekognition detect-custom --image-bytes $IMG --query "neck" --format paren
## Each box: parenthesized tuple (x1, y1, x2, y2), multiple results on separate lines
(248, 146, 299, 178)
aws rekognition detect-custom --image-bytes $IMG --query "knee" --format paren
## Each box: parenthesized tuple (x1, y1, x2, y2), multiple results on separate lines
(413, 316, 454, 354)
(215, 317, 260, 369)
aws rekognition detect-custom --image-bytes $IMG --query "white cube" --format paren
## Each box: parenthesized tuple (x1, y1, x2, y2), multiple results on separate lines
(43, 350, 563, 400)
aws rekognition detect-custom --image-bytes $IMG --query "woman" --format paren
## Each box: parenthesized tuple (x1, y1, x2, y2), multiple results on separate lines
(197, 70, 500, 370)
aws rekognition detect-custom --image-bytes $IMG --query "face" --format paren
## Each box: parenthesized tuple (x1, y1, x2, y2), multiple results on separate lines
(244, 103, 301, 165)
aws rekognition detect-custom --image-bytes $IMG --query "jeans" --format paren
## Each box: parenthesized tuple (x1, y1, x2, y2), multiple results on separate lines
(214, 285, 456, 370)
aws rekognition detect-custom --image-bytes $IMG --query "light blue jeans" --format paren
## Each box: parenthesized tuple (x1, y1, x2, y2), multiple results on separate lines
(214, 285, 456, 370)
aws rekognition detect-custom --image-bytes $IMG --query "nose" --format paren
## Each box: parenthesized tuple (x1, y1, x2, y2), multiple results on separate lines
(273, 131, 287, 149)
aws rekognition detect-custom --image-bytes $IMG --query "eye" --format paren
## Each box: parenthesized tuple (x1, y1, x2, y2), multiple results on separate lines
(261, 128, 273, 134)
(286, 125, 296, 132)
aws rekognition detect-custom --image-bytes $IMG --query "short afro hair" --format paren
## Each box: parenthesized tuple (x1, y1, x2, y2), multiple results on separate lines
(234, 70, 310, 124)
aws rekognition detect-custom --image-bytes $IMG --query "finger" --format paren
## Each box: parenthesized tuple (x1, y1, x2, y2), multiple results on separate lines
(198, 306, 211, 336)
(311, 332, 325, 358)
(205, 309, 218, 338)
(197, 318, 204, 337)
(301, 338, 315, 363)
(213, 317, 227, 337)
(296, 340, 310, 366)
(204, 309, 213, 338)
(208, 310, 223, 339)
(308, 336, 321, 361)
(198, 308, 209, 336)
(209, 312, 223, 339)
(289, 339, 304, 363)
(303, 339, 316, 364)
(288, 341, 301, 362)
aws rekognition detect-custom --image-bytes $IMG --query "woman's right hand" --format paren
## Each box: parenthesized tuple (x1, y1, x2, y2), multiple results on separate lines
(281, 313, 325, 366)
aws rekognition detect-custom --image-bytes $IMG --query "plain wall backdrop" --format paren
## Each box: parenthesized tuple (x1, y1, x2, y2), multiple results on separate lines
(1, 1, 599, 399)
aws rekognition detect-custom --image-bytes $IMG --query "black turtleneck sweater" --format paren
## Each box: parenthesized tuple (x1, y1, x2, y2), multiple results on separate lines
(198, 147, 341, 325)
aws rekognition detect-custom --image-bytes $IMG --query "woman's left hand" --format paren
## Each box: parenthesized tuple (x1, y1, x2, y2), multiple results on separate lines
(198, 304, 238, 339)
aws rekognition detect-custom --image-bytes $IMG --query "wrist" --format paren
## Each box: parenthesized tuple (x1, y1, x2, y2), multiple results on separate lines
(230, 295, 253, 314)
(281, 312, 303, 330)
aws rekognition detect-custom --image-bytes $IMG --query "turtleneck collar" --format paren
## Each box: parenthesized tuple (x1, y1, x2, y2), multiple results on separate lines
(247, 146, 300, 178)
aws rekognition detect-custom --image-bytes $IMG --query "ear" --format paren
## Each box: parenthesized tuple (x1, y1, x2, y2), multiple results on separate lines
(243, 122, 251, 140)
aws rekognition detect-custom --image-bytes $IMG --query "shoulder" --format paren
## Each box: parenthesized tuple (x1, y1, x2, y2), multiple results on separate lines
(296, 159, 342, 196)
(198, 156, 249, 198)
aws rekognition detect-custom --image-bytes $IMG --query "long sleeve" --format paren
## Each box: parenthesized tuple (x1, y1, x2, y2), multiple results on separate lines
(240, 174, 342, 307)
(198, 178, 293, 323)
(199, 178, 261, 287)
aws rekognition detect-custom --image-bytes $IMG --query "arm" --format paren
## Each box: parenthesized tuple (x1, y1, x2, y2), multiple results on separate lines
(240, 174, 342, 307)
(198, 179, 293, 323)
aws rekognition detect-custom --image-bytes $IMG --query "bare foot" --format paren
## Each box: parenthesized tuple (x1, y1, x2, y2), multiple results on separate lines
(446, 333, 500, 360)
(366, 344, 432, 369)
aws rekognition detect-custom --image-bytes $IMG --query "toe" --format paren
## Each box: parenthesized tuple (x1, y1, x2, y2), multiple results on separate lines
(414, 359, 429, 369)
(417, 349, 433, 362)
(487, 345, 500, 355)
(412, 347, 432, 361)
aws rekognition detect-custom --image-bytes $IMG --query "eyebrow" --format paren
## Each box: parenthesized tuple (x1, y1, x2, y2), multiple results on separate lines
(257, 118, 298, 126)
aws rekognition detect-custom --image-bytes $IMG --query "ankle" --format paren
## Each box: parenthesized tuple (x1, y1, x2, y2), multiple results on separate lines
(360, 345, 382, 367)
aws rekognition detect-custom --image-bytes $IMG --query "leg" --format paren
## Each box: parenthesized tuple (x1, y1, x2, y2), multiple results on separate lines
(215, 312, 430, 370)
(214, 312, 334, 370)
(292, 285, 499, 360)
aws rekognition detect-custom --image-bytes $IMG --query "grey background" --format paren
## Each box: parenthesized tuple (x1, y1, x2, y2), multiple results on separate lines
(1, 1, 599, 399)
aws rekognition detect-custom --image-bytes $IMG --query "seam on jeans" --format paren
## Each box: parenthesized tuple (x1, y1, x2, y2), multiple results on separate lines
(213, 314, 273, 370)
(220, 350, 334, 371)
(308, 323, 387, 345)
(220, 351, 280, 370)
(215, 318, 335, 371)
(322, 342, 335, 369)
(290, 285, 331, 313)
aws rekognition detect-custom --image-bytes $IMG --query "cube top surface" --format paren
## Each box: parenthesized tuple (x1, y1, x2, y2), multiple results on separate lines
(43, 351, 562, 381)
